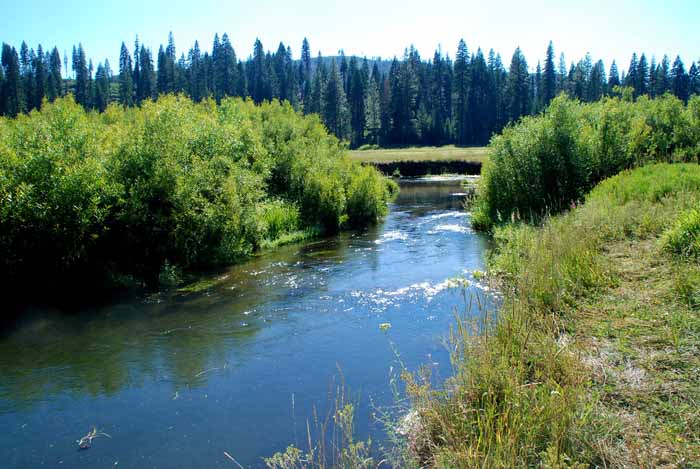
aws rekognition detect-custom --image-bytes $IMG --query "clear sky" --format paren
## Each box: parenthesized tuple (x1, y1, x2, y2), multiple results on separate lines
(3, 0, 698, 74)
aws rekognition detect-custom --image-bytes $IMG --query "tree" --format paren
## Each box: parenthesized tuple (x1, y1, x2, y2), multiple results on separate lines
(506, 47, 529, 122)
(93, 61, 111, 111)
(1, 44, 22, 116)
(308, 52, 326, 115)
(671, 55, 689, 102)
(689, 62, 700, 97)
(32, 44, 47, 109)
(453, 39, 471, 145)
(47, 47, 62, 102)
(138, 45, 155, 102)
(118, 42, 133, 106)
(625, 53, 639, 95)
(637, 53, 649, 95)
(300, 38, 312, 109)
(364, 71, 382, 145)
(608, 61, 620, 90)
(347, 56, 367, 147)
(322, 59, 351, 141)
(72, 43, 89, 107)
(543, 41, 557, 105)
(655, 55, 671, 96)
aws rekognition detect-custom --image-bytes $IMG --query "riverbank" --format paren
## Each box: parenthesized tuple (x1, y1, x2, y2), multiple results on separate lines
(406, 164, 700, 466)
(349, 145, 486, 177)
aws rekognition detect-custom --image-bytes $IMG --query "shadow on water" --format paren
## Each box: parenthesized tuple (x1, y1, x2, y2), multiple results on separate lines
(0, 178, 496, 468)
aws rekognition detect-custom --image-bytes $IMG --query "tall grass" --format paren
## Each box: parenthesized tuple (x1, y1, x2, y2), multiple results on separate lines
(406, 164, 700, 466)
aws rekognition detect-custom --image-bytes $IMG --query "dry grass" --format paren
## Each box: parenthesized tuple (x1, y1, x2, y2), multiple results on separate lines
(349, 146, 488, 164)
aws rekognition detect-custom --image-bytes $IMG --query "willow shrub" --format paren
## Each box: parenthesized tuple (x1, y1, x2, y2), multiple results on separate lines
(473, 93, 700, 230)
(0, 95, 394, 293)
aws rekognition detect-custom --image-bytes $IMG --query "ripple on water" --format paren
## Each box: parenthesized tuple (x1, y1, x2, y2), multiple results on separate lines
(374, 230, 409, 244)
(428, 223, 472, 234)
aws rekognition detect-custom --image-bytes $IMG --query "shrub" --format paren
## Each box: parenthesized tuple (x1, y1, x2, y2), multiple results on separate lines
(474, 94, 700, 229)
(0, 95, 394, 297)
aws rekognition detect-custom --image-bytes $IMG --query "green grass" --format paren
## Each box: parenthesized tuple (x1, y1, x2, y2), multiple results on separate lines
(348, 145, 488, 164)
(404, 163, 700, 467)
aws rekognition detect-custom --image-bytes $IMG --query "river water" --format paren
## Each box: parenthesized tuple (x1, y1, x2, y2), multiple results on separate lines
(0, 178, 494, 468)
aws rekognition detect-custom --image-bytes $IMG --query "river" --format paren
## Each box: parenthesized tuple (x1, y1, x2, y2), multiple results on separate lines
(0, 178, 495, 468)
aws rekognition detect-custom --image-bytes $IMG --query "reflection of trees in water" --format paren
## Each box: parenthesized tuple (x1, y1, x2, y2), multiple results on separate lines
(396, 182, 467, 216)
(0, 288, 264, 411)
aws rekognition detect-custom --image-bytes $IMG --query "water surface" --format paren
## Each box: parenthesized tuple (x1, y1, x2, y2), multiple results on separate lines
(0, 179, 493, 468)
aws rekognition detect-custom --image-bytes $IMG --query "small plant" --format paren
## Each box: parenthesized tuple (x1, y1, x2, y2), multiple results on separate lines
(662, 208, 700, 258)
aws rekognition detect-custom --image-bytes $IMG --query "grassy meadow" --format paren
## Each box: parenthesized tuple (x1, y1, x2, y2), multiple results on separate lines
(348, 145, 488, 164)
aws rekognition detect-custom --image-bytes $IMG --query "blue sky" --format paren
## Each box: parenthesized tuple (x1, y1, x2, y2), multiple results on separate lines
(3, 0, 698, 74)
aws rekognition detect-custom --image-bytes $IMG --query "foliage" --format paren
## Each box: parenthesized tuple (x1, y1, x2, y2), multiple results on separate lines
(473, 94, 700, 229)
(4, 36, 698, 149)
(409, 164, 700, 466)
(663, 208, 700, 258)
(0, 95, 393, 296)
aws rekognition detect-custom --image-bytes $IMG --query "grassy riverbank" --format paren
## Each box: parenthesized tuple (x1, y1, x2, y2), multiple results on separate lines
(406, 163, 700, 466)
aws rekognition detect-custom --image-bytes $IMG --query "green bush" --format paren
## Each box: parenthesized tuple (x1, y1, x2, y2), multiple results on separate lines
(0, 95, 394, 296)
(474, 94, 700, 230)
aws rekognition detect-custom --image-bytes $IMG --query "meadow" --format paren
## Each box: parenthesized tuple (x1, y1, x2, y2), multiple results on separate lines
(349, 145, 488, 164)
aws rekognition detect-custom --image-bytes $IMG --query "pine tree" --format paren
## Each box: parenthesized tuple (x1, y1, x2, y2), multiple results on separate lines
(72, 44, 89, 108)
(543, 41, 557, 105)
(671, 55, 689, 102)
(557, 53, 568, 95)
(308, 52, 326, 115)
(138, 45, 155, 102)
(251, 39, 267, 103)
(19, 41, 31, 111)
(625, 53, 639, 95)
(118, 42, 133, 106)
(533, 60, 543, 112)
(1, 44, 22, 116)
(323, 59, 351, 141)
(453, 39, 471, 145)
(47, 47, 62, 101)
(132, 37, 140, 103)
(588, 60, 606, 101)
(656, 55, 671, 96)
(689, 62, 700, 97)
(347, 56, 367, 147)
(637, 53, 649, 95)
(608, 61, 620, 90)
(648, 56, 657, 97)
(300, 38, 312, 109)
(32, 44, 47, 109)
(273, 42, 288, 101)
(285, 45, 299, 108)
(165, 32, 177, 93)
(94, 61, 111, 111)
(469, 49, 491, 143)
(157, 45, 168, 95)
(506, 47, 529, 122)
(364, 69, 382, 145)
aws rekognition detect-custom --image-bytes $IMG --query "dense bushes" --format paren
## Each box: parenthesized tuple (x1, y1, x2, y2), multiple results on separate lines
(0, 95, 394, 295)
(473, 93, 700, 229)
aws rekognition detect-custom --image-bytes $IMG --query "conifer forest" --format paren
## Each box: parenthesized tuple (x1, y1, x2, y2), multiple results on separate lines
(2, 34, 698, 147)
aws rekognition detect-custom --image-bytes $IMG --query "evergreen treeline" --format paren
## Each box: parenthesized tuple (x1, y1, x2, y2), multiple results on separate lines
(1, 35, 699, 147)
